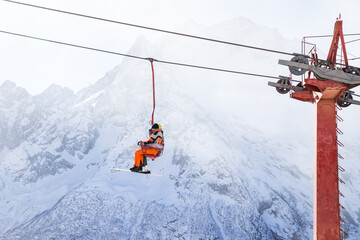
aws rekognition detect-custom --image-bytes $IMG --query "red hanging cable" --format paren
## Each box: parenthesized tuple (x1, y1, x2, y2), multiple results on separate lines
(148, 58, 155, 125)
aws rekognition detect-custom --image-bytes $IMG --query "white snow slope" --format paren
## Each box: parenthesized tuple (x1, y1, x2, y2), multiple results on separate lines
(1, 18, 360, 240)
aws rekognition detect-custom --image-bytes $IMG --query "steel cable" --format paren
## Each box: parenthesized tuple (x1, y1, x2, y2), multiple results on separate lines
(0, 29, 280, 80)
(2, 0, 295, 57)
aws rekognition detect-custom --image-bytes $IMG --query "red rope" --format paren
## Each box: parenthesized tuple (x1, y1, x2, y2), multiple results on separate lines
(149, 59, 155, 126)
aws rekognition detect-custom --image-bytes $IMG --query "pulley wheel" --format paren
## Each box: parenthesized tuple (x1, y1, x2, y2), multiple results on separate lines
(276, 79, 290, 94)
(289, 56, 309, 76)
(314, 60, 334, 81)
(337, 92, 352, 108)
(343, 67, 360, 87)
(344, 66, 360, 76)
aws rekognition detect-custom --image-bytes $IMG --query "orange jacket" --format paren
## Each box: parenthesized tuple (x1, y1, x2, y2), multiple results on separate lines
(142, 129, 164, 146)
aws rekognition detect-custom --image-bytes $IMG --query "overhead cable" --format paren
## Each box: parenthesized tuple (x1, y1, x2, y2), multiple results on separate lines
(2, 0, 295, 57)
(0, 29, 280, 80)
(345, 38, 360, 44)
(0, 30, 146, 60)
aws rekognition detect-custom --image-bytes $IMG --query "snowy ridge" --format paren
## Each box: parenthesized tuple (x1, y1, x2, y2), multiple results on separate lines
(1, 18, 360, 239)
(73, 90, 105, 108)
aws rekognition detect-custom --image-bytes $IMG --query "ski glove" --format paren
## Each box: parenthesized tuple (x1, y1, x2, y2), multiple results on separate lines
(137, 141, 143, 146)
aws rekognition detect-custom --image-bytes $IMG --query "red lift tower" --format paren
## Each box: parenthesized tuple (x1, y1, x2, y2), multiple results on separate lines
(269, 17, 360, 240)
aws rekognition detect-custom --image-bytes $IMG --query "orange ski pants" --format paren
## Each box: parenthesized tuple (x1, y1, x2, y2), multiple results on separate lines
(134, 148, 158, 167)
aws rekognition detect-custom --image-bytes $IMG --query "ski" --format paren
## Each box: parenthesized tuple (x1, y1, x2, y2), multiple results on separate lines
(110, 168, 163, 177)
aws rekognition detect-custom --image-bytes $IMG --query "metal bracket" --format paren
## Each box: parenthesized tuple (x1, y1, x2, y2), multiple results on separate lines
(268, 78, 305, 93)
(279, 59, 360, 85)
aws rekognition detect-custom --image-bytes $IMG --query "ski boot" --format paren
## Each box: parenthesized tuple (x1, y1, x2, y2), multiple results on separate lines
(130, 166, 142, 172)
(140, 165, 151, 174)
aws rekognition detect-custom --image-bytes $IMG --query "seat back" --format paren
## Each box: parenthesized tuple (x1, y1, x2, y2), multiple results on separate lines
(141, 143, 164, 160)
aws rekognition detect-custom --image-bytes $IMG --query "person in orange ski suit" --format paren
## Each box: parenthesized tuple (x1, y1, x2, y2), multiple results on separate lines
(130, 123, 164, 172)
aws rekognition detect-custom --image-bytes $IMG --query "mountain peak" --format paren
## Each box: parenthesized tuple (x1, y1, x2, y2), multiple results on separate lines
(0, 80, 30, 107)
(34, 84, 75, 110)
(41, 84, 74, 97)
(127, 35, 151, 57)
(0, 80, 17, 90)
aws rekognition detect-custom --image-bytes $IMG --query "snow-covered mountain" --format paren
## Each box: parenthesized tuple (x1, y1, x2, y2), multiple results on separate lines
(1, 17, 360, 239)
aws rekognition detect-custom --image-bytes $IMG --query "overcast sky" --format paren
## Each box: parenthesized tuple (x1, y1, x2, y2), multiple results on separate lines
(1, 0, 360, 94)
